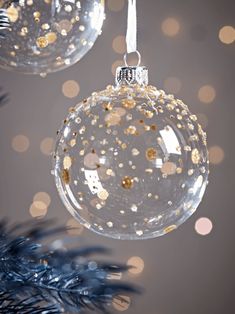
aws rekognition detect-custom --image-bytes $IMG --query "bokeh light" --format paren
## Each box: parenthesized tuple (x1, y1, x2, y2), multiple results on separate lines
(40, 137, 54, 156)
(219, 26, 235, 44)
(62, 80, 80, 98)
(164, 77, 182, 94)
(195, 217, 213, 236)
(161, 17, 180, 37)
(111, 59, 124, 76)
(107, 0, 125, 12)
(112, 35, 126, 54)
(12, 134, 30, 153)
(198, 85, 216, 104)
(209, 145, 225, 165)
(33, 192, 51, 207)
(127, 256, 145, 275)
(112, 295, 131, 312)
(29, 201, 48, 218)
(66, 218, 84, 235)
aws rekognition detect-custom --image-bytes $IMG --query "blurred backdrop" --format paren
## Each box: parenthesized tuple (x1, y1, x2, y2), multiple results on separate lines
(0, 0, 234, 313)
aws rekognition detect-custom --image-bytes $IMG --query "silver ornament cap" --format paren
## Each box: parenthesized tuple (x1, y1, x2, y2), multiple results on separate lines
(115, 66, 149, 86)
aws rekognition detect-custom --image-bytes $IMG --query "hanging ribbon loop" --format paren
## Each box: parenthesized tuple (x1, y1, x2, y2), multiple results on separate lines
(126, 0, 137, 54)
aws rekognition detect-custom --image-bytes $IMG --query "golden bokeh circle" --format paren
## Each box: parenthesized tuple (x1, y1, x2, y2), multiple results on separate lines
(164, 77, 182, 94)
(33, 192, 51, 207)
(62, 80, 80, 98)
(112, 35, 126, 54)
(219, 26, 235, 44)
(161, 17, 180, 37)
(198, 85, 216, 104)
(107, 0, 125, 12)
(127, 256, 145, 275)
(112, 295, 131, 312)
(111, 59, 124, 76)
(12, 134, 30, 153)
(209, 146, 225, 165)
(66, 218, 84, 235)
(29, 201, 48, 218)
(40, 137, 54, 155)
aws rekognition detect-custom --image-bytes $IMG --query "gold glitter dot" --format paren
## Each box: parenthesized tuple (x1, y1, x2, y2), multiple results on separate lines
(98, 189, 109, 200)
(45, 32, 57, 44)
(33, 11, 41, 22)
(122, 176, 134, 189)
(106, 169, 115, 176)
(145, 110, 154, 118)
(69, 139, 76, 147)
(7, 6, 19, 23)
(125, 125, 137, 135)
(150, 124, 157, 131)
(103, 103, 113, 111)
(42, 23, 50, 30)
(122, 99, 136, 109)
(36, 37, 48, 48)
(132, 148, 140, 156)
(191, 148, 201, 164)
(62, 169, 70, 184)
(164, 225, 177, 234)
(63, 156, 72, 169)
(146, 148, 157, 161)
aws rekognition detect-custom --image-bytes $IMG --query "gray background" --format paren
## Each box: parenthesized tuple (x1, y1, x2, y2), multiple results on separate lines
(0, 0, 234, 313)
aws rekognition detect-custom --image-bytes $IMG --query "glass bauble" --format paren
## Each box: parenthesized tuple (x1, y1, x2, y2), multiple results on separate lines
(53, 66, 209, 240)
(0, 0, 105, 74)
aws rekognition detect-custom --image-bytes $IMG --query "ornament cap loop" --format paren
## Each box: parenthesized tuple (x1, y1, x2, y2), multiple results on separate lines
(115, 66, 149, 86)
(123, 50, 141, 67)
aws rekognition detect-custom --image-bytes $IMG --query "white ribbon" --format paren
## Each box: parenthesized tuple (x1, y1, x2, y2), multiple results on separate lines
(126, 0, 137, 54)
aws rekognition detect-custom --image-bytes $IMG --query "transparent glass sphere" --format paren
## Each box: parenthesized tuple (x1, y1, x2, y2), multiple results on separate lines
(0, 0, 105, 74)
(53, 67, 209, 240)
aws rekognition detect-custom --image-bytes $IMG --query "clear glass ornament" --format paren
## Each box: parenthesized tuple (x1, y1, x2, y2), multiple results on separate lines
(0, 0, 105, 74)
(53, 65, 209, 240)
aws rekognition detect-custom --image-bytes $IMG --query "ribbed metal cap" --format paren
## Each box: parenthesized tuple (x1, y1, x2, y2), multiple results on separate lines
(115, 66, 148, 86)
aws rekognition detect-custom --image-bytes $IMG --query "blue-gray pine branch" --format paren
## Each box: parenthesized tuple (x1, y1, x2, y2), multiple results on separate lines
(0, 219, 139, 313)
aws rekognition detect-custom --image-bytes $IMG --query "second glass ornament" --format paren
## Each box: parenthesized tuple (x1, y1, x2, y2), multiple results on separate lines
(0, 0, 105, 74)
